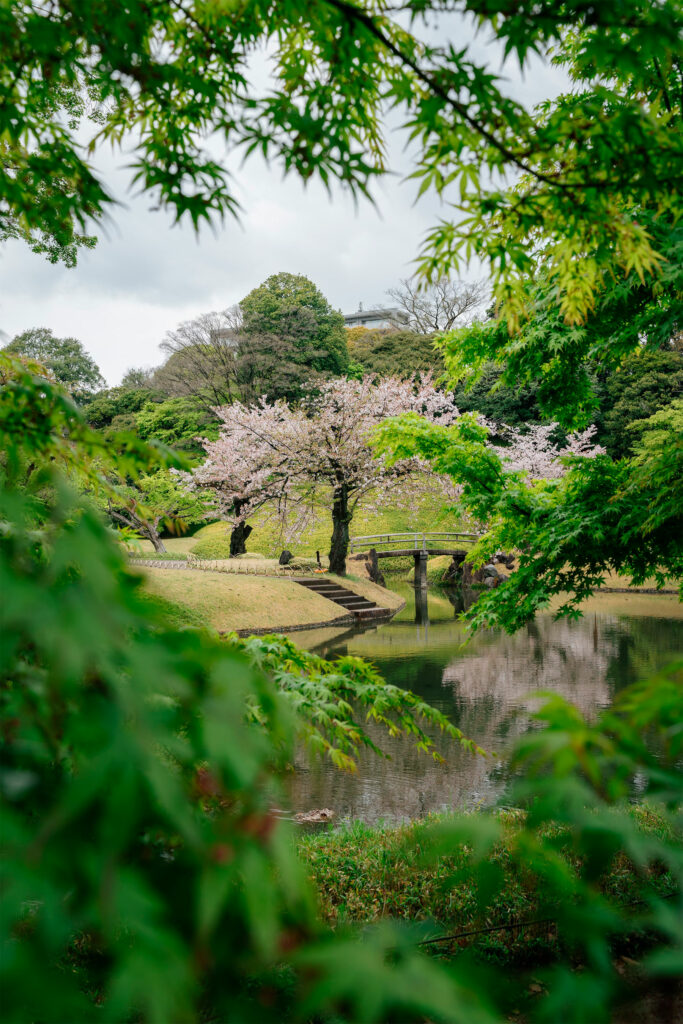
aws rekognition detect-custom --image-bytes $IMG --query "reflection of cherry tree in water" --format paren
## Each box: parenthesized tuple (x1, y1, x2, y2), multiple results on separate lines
(285, 610, 682, 823)
(442, 616, 612, 716)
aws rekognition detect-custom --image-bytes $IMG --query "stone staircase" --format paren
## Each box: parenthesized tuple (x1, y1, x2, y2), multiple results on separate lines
(294, 577, 391, 621)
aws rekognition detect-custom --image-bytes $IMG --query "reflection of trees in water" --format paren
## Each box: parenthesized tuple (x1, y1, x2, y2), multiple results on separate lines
(286, 611, 683, 824)
(285, 718, 500, 824)
(443, 616, 612, 715)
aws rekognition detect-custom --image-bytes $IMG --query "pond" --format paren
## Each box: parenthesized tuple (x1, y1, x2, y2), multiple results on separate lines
(284, 583, 683, 825)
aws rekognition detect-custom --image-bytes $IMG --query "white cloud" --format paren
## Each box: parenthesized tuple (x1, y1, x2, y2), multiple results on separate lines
(0, 23, 569, 385)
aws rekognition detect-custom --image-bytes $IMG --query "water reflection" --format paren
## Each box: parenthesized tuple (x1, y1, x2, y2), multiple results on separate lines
(284, 586, 683, 824)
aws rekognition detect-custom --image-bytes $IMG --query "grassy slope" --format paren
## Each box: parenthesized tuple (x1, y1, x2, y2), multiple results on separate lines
(141, 569, 351, 631)
(140, 568, 401, 632)
(190, 489, 459, 560)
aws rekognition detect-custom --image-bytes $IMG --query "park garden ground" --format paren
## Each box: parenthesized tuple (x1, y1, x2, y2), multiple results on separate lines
(134, 511, 683, 635)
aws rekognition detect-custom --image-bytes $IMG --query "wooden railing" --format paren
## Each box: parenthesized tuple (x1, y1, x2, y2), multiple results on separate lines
(349, 531, 477, 554)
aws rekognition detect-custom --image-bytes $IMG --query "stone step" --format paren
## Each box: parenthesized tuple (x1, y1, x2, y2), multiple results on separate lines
(334, 599, 376, 609)
(292, 576, 382, 618)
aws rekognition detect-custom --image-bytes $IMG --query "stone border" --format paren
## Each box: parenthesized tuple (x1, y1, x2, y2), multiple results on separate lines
(596, 586, 678, 596)
(231, 612, 355, 637)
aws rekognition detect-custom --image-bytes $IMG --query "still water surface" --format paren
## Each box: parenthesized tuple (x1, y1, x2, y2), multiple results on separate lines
(284, 584, 683, 824)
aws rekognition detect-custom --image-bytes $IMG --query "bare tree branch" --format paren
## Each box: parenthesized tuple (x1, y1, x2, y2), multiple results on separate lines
(387, 278, 488, 334)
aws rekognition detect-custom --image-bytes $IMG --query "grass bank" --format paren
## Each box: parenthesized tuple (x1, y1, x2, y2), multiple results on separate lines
(299, 808, 676, 963)
(140, 568, 402, 633)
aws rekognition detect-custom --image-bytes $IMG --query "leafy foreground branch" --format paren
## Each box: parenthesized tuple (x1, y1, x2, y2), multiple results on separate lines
(301, 671, 683, 1019)
(232, 633, 486, 771)
(0, 397, 494, 1023)
(1, 362, 681, 1023)
(374, 407, 683, 633)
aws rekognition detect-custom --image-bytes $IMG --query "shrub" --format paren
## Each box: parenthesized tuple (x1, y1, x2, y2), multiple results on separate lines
(426, 554, 455, 584)
(191, 535, 233, 559)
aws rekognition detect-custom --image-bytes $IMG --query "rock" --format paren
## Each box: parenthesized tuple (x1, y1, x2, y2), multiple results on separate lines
(493, 550, 516, 569)
(294, 808, 335, 823)
(461, 561, 480, 587)
(278, 549, 293, 565)
(442, 550, 467, 583)
(482, 564, 499, 578)
(484, 575, 500, 589)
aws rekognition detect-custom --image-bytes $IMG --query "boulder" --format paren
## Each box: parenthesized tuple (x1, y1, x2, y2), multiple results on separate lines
(482, 564, 499, 578)
(484, 575, 500, 589)
(278, 549, 293, 565)
(442, 550, 468, 583)
(493, 550, 515, 569)
(461, 561, 480, 587)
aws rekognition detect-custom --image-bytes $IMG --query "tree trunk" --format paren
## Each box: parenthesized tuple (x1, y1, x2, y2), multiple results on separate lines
(328, 483, 351, 575)
(147, 525, 167, 554)
(230, 521, 252, 556)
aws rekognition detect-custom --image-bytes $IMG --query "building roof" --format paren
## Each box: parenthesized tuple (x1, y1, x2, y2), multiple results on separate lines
(343, 305, 405, 325)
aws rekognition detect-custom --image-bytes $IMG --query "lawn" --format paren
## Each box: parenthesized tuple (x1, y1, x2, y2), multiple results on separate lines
(140, 568, 403, 632)
(191, 489, 461, 560)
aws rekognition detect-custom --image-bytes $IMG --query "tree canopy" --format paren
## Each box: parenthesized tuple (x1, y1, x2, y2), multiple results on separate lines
(440, 214, 683, 427)
(600, 348, 683, 459)
(3, 326, 105, 399)
(348, 328, 445, 379)
(4, 0, 682, 332)
(240, 272, 349, 387)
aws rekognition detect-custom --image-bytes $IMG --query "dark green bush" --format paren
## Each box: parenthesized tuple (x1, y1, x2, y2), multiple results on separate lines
(191, 535, 233, 559)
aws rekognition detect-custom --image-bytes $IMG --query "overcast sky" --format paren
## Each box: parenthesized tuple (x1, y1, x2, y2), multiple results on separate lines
(0, 21, 567, 386)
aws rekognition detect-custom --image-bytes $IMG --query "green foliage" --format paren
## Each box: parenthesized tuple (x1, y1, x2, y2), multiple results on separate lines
(624, 399, 683, 535)
(83, 386, 159, 431)
(301, 665, 683, 1021)
(2, 355, 682, 1022)
(348, 328, 444, 379)
(301, 805, 675, 947)
(374, 410, 683, 633)
(0, 483, 315, 1023)
(239, 272, 349, 396)
(3, 326, 105, 399)
(0, 355, 503, 1024)
(135, 398, 220, 458)
(9, 3, 682, 325)
(102, 469, 216, 552)
(191, 534, 234, 560)
(230, 634, 486, 772)
(418, 668, 683, 1021)
(451, 361, 545, 428)
(601, 349, 683, 458)
(439, 216, 683, 428)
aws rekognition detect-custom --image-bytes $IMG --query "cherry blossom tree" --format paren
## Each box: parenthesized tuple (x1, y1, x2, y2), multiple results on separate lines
(491, 422, 606, 479)
(197, 378, 604, 568)
(193, 414, 291, 556)
(202, 376, 460, 573)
